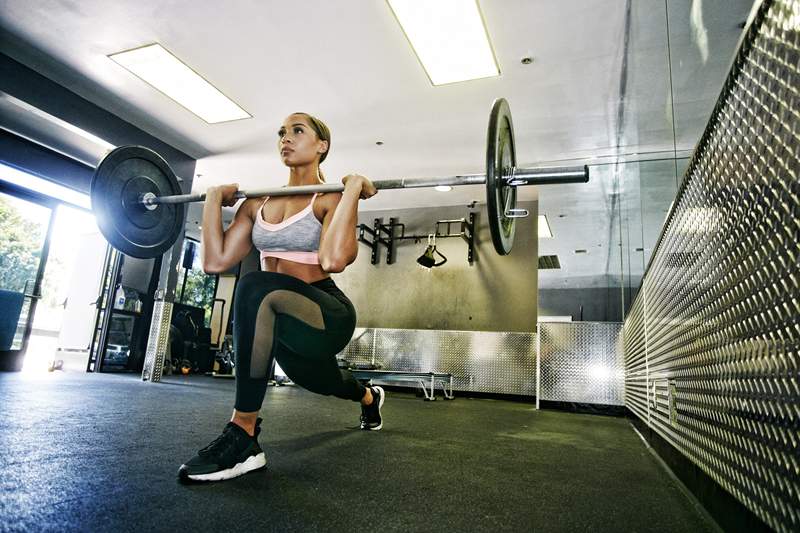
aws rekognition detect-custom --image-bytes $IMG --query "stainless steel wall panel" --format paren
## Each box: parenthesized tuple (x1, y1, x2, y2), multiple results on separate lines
(339, 328, 538, 396)
(141, 300, 172, 382)
(340, 328, 376, 363)
(622, 1, 800, 530)
(340, 324, 626, 403)
(624, 295, 649, 422)
(539, 322, 625, 405)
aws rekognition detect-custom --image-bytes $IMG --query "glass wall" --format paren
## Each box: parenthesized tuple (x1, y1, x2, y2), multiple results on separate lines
(537, 0, 753, 322)
(175, 239, 218, 327)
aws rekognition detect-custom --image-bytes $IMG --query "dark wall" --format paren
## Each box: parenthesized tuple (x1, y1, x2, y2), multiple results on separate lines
(538, 282, 640, 322)
(0, 129, 93, 191)
(538, 287, 624, 322)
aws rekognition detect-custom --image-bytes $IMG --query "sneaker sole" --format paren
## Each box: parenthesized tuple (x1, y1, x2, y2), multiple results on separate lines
(181, 452, 267, 483)
(368, 386, 385, 431)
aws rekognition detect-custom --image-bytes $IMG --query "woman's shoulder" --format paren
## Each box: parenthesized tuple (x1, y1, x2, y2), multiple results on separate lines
(236, 196, 266, 220)
(312, 192, 341, 220)
(316, 191, 342, 208)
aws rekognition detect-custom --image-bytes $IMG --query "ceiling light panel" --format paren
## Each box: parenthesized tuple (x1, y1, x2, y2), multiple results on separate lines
(109, 44, 251, 124)
(387, 0, 499, 85)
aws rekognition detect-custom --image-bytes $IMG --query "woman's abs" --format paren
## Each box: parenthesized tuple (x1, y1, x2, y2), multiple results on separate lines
(263, 257, 329, 284)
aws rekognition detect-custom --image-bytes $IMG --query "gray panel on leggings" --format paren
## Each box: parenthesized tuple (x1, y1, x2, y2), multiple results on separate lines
(251, 290, 324, 378)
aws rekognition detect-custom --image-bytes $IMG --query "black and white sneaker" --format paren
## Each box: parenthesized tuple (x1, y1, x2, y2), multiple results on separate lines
(178, 418, 267, 483)
(360, 386, 385, 431)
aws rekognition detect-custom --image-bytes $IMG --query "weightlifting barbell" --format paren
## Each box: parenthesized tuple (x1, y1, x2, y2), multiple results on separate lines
(91, 98, 588, 259)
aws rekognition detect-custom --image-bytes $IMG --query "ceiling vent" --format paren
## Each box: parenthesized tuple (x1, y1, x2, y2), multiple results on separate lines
(538, 255, 561, 269)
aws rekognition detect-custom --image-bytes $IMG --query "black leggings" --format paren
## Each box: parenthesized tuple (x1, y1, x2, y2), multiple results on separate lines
(233, 271, 364, 412)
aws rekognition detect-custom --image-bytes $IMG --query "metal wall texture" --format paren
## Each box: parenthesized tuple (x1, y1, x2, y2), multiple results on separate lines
(339, 328, 537, 396)
(141, 300, 172, 382)
(339, 323, 626, 404)
(623, 1, 799, 530)
(539, 322, 625, 405)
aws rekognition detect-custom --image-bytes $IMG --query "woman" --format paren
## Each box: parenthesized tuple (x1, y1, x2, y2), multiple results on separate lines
(179, 112, 383, 483)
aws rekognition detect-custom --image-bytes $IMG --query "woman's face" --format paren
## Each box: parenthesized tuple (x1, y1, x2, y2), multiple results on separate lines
(277, 114, 328, 167)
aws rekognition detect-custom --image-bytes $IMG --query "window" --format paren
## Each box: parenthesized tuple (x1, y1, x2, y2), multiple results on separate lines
(175, 239, 217, 327)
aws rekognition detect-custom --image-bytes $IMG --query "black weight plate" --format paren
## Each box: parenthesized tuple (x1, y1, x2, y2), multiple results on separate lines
(91, 146, 184, 259)
(485, 98, 517, 255)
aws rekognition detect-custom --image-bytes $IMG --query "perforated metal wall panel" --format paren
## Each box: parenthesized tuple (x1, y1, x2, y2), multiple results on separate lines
(623, 1, 799, 530)
(339, 328, 537, 395)
(539, 322, 625, 405)
(141, 300, 172, 382)
(624, 295, 649, 422)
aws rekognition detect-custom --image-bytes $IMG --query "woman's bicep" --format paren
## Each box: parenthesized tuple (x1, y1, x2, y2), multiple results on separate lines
(318, 194, 349, 243)
(318, 195, 358, 272)
(208, 201, 255, 272)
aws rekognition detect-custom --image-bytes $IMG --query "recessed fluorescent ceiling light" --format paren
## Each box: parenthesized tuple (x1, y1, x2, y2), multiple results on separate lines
(538, 215, 553, 238)
(435, 185, 452, 192)
(109, 44, 251, 124)
(387, 0, 499, 85)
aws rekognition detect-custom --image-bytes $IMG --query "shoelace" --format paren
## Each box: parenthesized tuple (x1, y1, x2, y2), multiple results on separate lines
(199, 426, 240, 457)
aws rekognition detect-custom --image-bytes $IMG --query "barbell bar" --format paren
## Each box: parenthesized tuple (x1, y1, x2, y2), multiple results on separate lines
(141, 166, 587, 206)
(90, 98, 589, 260)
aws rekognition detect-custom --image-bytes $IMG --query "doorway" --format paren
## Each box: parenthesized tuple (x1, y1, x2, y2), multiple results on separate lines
(0, 163, 107, 372)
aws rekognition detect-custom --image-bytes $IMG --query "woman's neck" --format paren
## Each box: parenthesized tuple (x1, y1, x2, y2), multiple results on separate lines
(288, 164, 323, 187)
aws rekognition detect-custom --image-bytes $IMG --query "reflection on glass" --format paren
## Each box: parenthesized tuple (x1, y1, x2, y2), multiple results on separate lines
(538, 159, 682, 322)
(666, 0, 754, 153)
(103, 314, 134, 367)
(537, 0, 748, 323)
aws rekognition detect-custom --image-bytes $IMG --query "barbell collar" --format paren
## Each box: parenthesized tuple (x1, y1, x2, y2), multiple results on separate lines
(505, 165, 589, 186)
(142, 165, 588, 206)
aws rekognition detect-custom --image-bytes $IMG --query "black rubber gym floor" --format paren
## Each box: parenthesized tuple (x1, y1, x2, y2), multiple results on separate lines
(0, 371, 717, 532)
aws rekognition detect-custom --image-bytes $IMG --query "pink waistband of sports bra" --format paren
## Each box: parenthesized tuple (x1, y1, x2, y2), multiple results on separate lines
(261, 250, 320, 266)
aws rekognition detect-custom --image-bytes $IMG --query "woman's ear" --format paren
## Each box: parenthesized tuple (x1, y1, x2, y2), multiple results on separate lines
(318, 140, 329, 155)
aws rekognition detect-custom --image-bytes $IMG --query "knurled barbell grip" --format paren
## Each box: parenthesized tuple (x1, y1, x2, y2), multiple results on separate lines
(141, 166, 588, 206)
